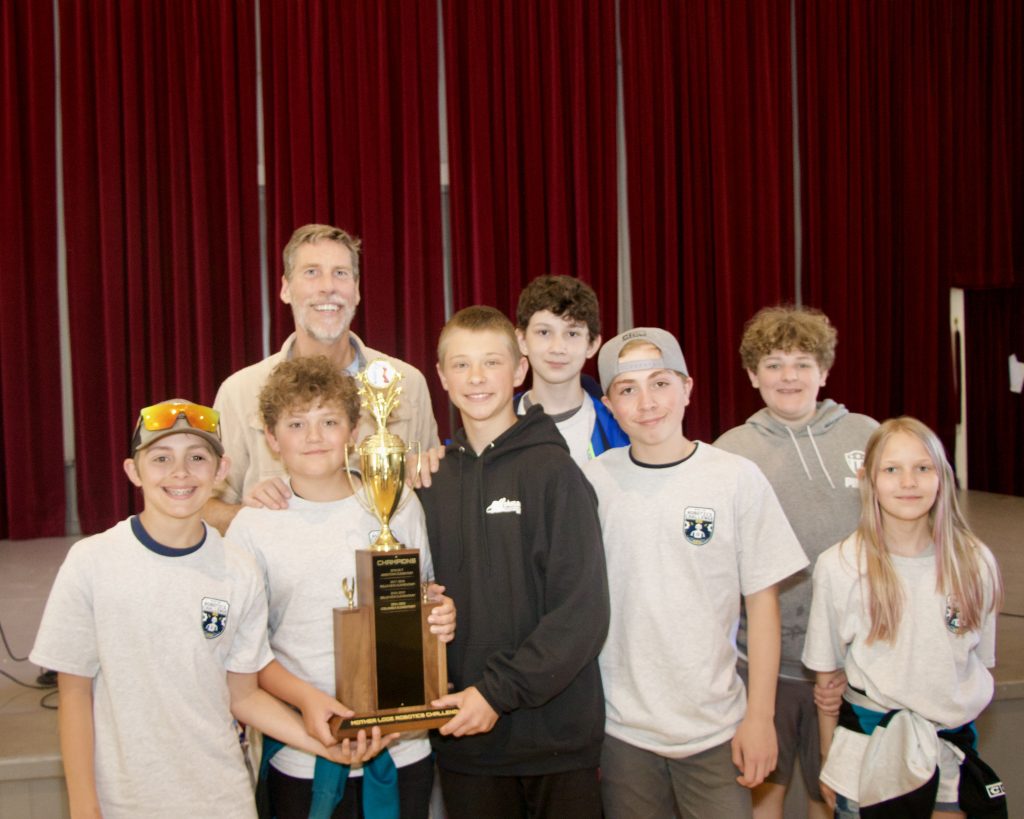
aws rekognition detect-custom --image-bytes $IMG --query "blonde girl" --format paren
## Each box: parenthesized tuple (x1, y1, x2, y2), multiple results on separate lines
(802, 417, 1005, 818)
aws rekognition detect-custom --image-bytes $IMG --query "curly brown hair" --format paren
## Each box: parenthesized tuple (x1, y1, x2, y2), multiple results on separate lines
(515, 275, 601, 340)
(738, 305, 838, 371)
(259, 356, 361, 431)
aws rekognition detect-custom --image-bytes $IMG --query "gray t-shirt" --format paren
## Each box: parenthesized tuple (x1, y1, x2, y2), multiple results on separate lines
(584, 444, 808, 757)
(30, 519, 271, 819)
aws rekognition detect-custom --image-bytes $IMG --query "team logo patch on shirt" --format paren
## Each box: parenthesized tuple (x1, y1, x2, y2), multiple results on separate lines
(485, 497, 522, 515)
(844, 450, 865, 488)
(944, 595, 964, 634)
(845, 450, 865, 475)
(683, 507, 715, 545)
(201, 597, 229, 639)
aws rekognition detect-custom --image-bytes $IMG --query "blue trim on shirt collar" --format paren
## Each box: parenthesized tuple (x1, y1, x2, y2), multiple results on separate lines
(130, 516, 206, 557)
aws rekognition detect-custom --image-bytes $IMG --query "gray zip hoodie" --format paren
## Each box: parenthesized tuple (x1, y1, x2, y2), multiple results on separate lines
(714, 399, 878, 678)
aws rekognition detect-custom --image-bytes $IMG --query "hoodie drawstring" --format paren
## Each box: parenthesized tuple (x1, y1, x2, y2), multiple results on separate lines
(786, 426, 814, 482)
(806, 426, 836, 489)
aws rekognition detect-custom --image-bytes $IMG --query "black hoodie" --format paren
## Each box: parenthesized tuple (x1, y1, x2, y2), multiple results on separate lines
(417, 406, 610, 776)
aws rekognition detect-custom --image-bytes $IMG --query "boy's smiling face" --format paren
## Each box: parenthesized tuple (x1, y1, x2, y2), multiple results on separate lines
(124, 432, 227, 522)
(265, 400, 354, 485)
(602, 342, 693, 463)
(516, 310, 600, 388)
(747, 348, 828, 426)
(438, 327, 528, 436)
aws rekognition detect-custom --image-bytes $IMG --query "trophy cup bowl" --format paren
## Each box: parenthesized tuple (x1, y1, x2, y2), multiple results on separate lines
(345, 430, 409, 551)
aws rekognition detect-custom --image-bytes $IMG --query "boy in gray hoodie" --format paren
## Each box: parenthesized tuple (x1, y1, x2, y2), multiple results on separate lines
(714, 306, 877, 819)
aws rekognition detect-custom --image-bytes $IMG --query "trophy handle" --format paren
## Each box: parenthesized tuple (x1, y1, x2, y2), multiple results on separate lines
(395, 441, 422, 515)
(343, 441, 374, 515)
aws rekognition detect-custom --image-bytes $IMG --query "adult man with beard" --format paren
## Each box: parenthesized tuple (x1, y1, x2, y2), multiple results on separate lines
(204, 224, 439, 533)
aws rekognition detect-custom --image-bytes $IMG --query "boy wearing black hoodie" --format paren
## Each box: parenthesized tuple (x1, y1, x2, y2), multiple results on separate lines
(418, 305, 609, 819)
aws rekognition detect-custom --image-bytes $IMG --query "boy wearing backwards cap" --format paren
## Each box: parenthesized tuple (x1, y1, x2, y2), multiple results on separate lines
(31, 400, 364, 819)
(582, 329, 808, 818)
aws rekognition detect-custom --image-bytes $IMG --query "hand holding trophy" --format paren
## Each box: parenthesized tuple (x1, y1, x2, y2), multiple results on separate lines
(331, 360, 456, 738)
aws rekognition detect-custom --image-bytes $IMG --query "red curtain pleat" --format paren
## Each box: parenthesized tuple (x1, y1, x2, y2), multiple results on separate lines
(0, 0, 65, 538)
(621, 0, 795, 442)
(949, 0, 1023, 288)
(442, 0, 618, 340)
(797, 0, 957, 447)
(60, 0, 261, 533)
(260, 0, 446, 431)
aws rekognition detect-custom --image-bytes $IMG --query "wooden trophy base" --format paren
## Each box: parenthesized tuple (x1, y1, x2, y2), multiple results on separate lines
(330, 549, 456, 739)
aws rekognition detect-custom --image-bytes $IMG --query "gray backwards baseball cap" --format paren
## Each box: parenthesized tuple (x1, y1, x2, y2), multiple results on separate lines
(598, 328, 689, 393)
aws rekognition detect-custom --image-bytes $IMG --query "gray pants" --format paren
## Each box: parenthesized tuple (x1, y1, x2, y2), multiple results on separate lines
(600, 734, 752, 819)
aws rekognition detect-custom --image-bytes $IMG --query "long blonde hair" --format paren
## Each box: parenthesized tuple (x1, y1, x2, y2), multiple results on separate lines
(856, 417, 1003, 643)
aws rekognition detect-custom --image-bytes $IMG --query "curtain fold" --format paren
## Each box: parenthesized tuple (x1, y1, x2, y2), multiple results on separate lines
(797, 0, 958, 446)
(948, 0, 1023, 288)
(621, 0, 794, 441)
(0, 0, 65, 538)
(260, 0, 446, 431)
(60, 0, 261, 533)
(442, 0, 618, 339)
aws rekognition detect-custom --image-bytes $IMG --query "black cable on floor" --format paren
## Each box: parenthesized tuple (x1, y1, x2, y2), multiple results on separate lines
(0, 667, 53, 689)
(0, 618, 29, 662)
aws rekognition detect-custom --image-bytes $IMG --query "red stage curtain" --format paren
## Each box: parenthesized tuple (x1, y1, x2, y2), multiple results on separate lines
(442, 0, 618, 339)
(797, 0, 957, 446)
(948, 0, 1023, 288)
(620, 0, 794, 441)
(260, 0, 446, 431)
(0, 1, 65, 538)
(60, 0, 261, 533)
(964, 287, 1024, 496)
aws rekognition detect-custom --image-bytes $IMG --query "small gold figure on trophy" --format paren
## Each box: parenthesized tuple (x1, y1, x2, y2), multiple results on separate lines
(341, 577, 356, 609)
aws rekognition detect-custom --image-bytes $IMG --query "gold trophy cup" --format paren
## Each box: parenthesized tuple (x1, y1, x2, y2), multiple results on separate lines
(331, 360, 455, 738)
(343, 359, 417, 550)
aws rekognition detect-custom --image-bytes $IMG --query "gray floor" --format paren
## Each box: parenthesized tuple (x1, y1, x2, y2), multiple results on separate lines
(1, 491, 1022, 818)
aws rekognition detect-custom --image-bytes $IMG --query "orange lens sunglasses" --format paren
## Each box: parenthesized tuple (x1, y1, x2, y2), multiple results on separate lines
(137, 401, 220, 434)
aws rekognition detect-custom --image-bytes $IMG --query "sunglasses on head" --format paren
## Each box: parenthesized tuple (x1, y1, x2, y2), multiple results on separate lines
(137, 401, 220, 435)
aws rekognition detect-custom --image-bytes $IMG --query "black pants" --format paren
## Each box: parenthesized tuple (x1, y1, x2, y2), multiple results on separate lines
(437, 765, 602, 819)
(267, 755, 434, 819)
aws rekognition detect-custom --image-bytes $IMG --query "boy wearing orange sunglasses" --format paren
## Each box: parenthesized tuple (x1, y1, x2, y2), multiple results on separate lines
(30, 399, 368, 818)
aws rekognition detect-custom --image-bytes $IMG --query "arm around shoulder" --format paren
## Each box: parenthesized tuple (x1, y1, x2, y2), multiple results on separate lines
(203, 496, 243, 536)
